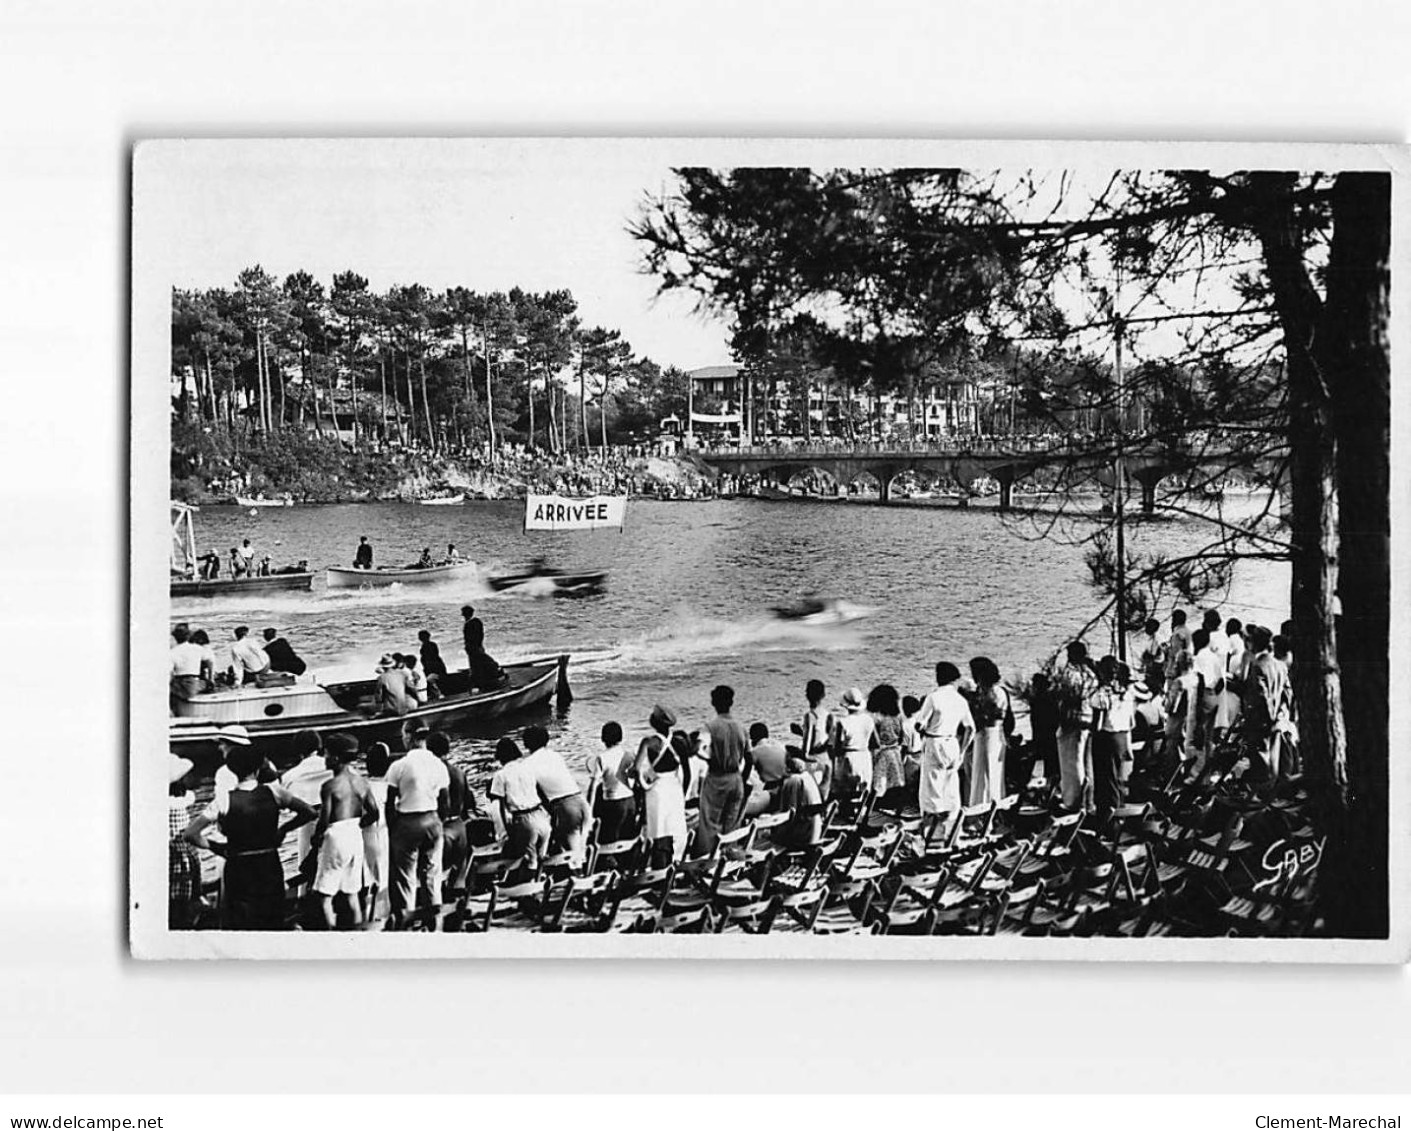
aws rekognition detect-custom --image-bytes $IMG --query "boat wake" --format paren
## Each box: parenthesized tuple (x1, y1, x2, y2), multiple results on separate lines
(603, 605, 872, 673)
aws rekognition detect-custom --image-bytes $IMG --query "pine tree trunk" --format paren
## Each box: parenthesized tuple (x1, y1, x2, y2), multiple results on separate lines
(419, 350, 434, 453)
(600, 386, 608, 454)
(528, 364, 536, 449)
(402, 348, 416, 447)
(378, 349, 389, 449)
(1320, 171, 1391, 938)
(483, 321, 496, 458)
(579, 356, 589, 450)
(1252, 173, 1353, 933)
(547, 374, 557, 453)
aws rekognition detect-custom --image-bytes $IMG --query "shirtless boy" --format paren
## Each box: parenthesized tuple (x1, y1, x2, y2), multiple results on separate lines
(312, 732, 380, 930)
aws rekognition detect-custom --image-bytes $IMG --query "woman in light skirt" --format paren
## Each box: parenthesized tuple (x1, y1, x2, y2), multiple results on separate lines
(914, 662, 976, 817)
(966, 656, 1011, 804)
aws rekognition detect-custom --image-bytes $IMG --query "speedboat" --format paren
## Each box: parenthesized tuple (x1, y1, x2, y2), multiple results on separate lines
(169, 655, 569, 763)
(418, 494, 465, 505)
(769, 597, 872, 628)
(325, 560, 478, 588)
(235, 496, 295, 507)
(488, 562, 608, 597)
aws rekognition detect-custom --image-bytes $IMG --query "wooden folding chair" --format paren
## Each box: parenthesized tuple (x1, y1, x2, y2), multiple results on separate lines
(768, 886, 829, 933)
(990, 880, 1045, 936)
(590, 836, 645, 875)
(444, 887, 498, 933)
(654, 905, 713, 934)
(541, 872, 620, 933)
(811, 878, 881, 935)
(713, 895, 781, 934)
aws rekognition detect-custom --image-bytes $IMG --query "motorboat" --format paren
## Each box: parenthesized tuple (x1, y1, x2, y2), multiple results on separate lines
(235, 495, 295, 507)
(325, 560, 478, 589)
(768, 597, 872, 628)
(169, 655, 569, 763)
(171, 572, 314, 598)
(417, 494, 465, 505)
(487, 561, 608, 597)
(169, 501, 313, 598)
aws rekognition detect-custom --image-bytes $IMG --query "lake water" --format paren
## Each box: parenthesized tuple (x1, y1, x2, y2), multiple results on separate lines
(171, 495, 1288, 791)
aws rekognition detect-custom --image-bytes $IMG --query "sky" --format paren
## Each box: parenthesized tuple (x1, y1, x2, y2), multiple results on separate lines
(146, 139, 736, 372)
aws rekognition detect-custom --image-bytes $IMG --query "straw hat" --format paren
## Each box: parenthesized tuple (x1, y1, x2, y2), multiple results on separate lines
(649, 704, 677, 731)
(376, 654, 396, 670)
(216, 724, 251, 746)
(841, 687, 864, 712)
(168, 754, 194, 784)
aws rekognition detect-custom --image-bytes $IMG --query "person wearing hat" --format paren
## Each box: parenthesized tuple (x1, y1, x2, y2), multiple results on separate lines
(625, 706, 690, 866)
(772, 756, 824, 851)
(375, 654, 416, 716)
(184, 743, 318, 930)
(168, 754, 204, 929)
(694, 685, 751, 857)
(210, 725, 276, 812)
(385, 723, 451, 923)
(830, 686, 877, 798)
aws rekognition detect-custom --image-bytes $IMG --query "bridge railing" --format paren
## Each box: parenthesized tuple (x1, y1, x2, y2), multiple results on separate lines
(697, 436, 1069, 459)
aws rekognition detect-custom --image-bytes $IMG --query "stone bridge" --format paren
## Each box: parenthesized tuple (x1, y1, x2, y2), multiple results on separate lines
(697, 440, 1186, 512)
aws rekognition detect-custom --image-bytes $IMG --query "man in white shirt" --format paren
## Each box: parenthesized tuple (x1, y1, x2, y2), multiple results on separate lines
(169, 629, 216, 705)
(1190, 627, 1225, 769)
(488, 738, 551, 878)
(279, 730, 331, 869)
(586, 721, 636, 842)
(228, 625, 270, 685)
(385, 725, 451, 923)
(521, 725, 590, 865)
(236, 538, 257, 577)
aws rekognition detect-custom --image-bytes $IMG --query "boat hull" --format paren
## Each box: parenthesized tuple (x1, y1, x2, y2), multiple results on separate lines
(325, 562, 477, 589)
(487, 570, 607, 596)
(170, 656, 567, 763)
(236, 497, 294, 507)
(170, 572, 315, 598)
(417, 495, 465, 505)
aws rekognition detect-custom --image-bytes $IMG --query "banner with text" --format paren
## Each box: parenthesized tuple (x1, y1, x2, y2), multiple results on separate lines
(524, 493, 627, 531)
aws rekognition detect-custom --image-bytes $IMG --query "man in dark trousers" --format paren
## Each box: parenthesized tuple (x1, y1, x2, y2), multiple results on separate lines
(418, 629, 448, 700)
(262, 628, 307, 676)
(461, 605, 504, 690)
(353, 536, 374, 570)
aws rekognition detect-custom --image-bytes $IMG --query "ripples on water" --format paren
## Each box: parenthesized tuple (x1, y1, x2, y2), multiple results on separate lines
(171, 497, 1288, 792)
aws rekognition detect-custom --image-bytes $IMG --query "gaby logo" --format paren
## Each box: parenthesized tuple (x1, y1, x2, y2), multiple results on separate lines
(1253, 836, 1325, 894)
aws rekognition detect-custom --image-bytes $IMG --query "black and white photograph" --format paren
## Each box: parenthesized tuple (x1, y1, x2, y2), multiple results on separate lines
(129, 139, 1406, 959)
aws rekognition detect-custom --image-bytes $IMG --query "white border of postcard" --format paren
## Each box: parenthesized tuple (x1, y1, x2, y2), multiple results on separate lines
(131, 137, 1410, 961)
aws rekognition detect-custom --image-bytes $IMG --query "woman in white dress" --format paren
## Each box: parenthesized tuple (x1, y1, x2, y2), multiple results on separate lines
(360, 742, 392, 925)
(965, 656, 1012, 805)
(627, 705, 690, 864)
(914, 662, 976, 817)
(831, 686, 877, 797)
